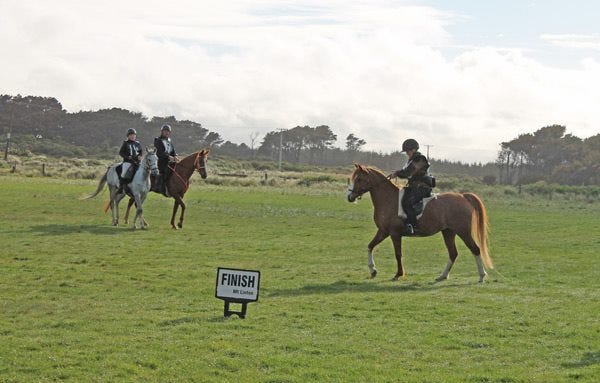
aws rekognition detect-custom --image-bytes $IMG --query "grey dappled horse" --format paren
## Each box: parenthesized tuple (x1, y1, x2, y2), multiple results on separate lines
(84, 148, 159, 229)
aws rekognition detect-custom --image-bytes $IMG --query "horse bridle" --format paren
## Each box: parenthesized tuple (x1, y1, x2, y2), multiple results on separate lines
(193, 152, 207, 173)
(347, 179, 371, 200)
(145, 154, 159, 174)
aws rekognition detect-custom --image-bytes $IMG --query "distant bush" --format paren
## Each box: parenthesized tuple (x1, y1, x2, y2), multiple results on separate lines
(482, 175, 497, 186)
(297, 174, 339, 187)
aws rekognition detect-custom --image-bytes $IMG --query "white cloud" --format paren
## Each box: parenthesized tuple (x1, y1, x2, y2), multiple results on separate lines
(541, 34, 600, 50)
(1, 1, 599, 163)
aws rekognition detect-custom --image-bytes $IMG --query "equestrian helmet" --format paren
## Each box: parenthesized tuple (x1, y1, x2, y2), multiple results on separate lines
(401, 138, 419, 152)
(127, 128, 137, 136)
(161, 124, 172, 132)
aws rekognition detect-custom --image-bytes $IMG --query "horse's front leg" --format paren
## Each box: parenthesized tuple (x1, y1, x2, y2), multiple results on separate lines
(367, 229, 389, 278)
(175, 196, 186, 229)
(131, 194, 144, 230)
(390, 234, 405, 281)
(171, 198, 179, 229)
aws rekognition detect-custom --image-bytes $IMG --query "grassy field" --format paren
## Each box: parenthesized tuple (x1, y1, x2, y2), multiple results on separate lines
(0, 175, 599, 382)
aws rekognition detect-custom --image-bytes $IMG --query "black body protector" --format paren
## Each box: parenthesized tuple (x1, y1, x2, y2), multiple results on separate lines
(393, 151, 434, 230)
(118, 139, 143, 181)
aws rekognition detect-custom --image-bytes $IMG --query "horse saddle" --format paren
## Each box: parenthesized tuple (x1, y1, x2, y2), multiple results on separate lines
(116, 163, 136, 181)
(398, 189, 437, 220)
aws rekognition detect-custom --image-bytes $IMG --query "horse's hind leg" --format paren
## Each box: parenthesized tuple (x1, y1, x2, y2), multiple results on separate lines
(367, 229, 388, 278)
(458, 232, 487, 283)
(390, 234, 405, 281)
(124, 198, 135, 224)
(437, 229, 458, 282)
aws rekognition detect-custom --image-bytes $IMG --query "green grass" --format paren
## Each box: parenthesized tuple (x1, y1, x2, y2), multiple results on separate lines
(0, 176, 599, 382)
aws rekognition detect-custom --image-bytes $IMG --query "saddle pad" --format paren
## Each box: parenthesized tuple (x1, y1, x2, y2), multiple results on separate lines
(398, 190, 438, 220)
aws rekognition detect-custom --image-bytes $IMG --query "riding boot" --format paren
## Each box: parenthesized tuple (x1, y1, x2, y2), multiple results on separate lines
(154, 174, 163, 193)
(117, 178, 125, 194)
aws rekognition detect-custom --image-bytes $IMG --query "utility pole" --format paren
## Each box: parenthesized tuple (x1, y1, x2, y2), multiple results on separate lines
(423, 144, 433, 158)
(4, 132, 10, 161)
(278, 129, 283, 172)
(249, 131, 260, 158)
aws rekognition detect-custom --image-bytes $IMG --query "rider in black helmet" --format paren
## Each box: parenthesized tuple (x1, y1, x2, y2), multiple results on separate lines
(388, 138, 434, 235)
(153, 124, 177, 194)
(118, 128, 143, 193)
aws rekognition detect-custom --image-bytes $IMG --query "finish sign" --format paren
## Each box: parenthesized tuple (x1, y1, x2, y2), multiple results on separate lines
(215, 268, 260, 318)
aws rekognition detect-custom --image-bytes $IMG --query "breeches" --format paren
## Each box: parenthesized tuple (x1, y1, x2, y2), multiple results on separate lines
(402, 187, 432, 223)
(121, 163, 131, 178)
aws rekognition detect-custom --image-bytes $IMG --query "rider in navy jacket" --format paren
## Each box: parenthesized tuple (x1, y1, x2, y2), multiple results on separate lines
(153, 124, 177, 192)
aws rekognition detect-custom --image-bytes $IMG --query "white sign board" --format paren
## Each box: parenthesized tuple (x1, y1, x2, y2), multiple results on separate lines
(215, 268, 260, 302)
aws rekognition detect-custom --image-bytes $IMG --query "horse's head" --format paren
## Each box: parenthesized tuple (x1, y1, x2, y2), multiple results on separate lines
(145, 147, 160, 176)
(195, 149, 209, 179)
(348, 164, 373, 202)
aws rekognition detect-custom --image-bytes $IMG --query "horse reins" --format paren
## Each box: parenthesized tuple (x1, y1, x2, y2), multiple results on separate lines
(168, 152, 206, 193)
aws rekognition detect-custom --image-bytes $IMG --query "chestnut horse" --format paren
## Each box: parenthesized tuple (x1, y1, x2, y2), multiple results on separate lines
(347, 164, 493, 283)
(124, 149, 209, 229)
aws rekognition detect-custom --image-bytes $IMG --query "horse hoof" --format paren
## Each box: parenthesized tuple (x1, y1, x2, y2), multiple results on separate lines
(370, 270, 377, 279)
(435, 276, 447, 282)
(391, 276, 399, 282)
(177, 223, 183, 229)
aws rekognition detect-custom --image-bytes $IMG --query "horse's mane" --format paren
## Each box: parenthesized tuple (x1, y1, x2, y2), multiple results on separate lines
(352, 164, 399, 189)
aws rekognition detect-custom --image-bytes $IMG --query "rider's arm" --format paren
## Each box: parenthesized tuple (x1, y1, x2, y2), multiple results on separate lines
(118, 141, 129, 160)
(394, 156, 427, 178)
(154, 137, 169, 160)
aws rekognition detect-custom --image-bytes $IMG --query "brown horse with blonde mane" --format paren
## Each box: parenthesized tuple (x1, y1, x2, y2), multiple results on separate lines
(124, 149, 209, 229)
(347, 164, 493, 282)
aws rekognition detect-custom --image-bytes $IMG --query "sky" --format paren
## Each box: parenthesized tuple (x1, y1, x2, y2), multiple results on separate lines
(1, 0, 600, 163)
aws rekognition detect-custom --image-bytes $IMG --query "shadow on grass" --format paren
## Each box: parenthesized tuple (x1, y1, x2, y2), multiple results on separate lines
(562, 351, 600, 368)
(28, 223, 121, 236)
(266, 278, 476, 297)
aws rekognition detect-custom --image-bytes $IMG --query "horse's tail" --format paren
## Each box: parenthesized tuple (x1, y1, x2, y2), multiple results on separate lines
(81, 169, 108, 200)
(463, 193, 493, 269)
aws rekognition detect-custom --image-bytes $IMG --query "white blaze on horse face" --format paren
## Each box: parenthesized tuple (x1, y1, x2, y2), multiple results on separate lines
(347, 181, 355, 199)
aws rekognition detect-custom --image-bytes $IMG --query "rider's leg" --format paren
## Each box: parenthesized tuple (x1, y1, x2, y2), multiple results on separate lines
(119, 163, 131, 193)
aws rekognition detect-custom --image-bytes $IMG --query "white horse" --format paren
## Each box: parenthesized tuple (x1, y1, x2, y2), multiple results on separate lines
(84, 148, 159, 229)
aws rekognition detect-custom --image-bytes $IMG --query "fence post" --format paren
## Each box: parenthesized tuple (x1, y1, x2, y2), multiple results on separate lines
(42, 163, 46, 176)
(264, 172, 268, 181)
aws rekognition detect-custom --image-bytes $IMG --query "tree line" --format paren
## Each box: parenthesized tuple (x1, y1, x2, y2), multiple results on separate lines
(2, 94, 597, 184)
(497, 125, 599, 186)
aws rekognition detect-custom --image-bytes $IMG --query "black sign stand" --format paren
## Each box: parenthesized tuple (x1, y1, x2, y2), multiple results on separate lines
(223, 300, 248, 319)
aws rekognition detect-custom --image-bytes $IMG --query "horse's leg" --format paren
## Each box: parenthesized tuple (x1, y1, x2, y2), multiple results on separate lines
(171, 198, 179, 229)
(114, 193, 125, 228)
(124, 198, 135, 224)
(367, 229, 389, 278)
(109, 187, 119, 226)
(175, 196, 186, 229)
(390, 234, 405, 281)
(132, 194, 143, 230)
(436, 229, 458, 282)
(457, 232, 487, 283)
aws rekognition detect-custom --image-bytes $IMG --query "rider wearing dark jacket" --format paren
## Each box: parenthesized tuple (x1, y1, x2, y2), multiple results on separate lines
(388, 139, 434, 235)
(153, 124, 177, 193)
(118, 128, 143, 190)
